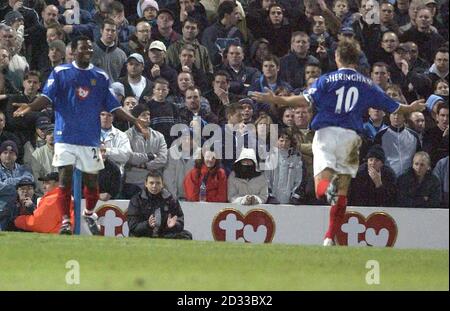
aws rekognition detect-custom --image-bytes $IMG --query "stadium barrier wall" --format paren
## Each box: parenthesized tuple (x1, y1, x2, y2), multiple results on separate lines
(79, 200, 449, 249)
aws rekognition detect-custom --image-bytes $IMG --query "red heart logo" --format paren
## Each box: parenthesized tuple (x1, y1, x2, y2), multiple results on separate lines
(96, 204, 128, 237)
(336, 212, 398, 247)
(212, 208, 276, 243)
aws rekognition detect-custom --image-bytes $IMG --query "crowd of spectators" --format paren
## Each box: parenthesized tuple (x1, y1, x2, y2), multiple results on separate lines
(0, 0, 448, 232)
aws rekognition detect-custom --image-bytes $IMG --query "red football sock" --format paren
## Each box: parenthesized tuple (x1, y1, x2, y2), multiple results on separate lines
(316, 179, 331, 199)
(83, 186, 99, 214)
(59, 186, 72, 219)
(325, 195, 348, 239)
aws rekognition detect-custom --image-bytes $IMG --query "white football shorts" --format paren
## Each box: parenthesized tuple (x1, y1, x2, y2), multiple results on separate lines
(312, 126, 362, 177)
(53, 143, 104, 173)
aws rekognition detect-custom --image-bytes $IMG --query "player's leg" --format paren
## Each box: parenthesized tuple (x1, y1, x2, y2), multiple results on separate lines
(323, 174, 352, 246)
(82, 172, 100, 235)
(314, 168, 336, 200)
(58, 165, 74, 234)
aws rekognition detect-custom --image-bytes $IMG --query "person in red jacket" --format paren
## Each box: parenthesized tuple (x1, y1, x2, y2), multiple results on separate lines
(14, 172, 74, 233)
(183, 150, 227, 202)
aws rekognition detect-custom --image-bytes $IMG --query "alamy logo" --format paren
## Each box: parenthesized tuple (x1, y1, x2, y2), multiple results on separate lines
(64, 0, 81, 25)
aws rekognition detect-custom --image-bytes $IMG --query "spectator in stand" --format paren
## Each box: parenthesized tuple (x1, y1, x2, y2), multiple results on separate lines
(166, 71, 210, 111)
(166, 18, 213, 77)
(248, 38, 270, 70)
(218, 43, 261, 96)
(258, 3, 293, 58)
(175, 44, 210, 93)
(129, 0, 159, 27)
(178, 86, 218, 126)
(280, 32, 323, 92)
(433, 156, 449, 208)
(14, 172, 75, 233)
(201, 1, 243, 67)
(118, 53, 154, 104)
(99, 110, 132, 179)
(264, 129, 304, 204)
(371, 62, 391, 91)
(121, 20, 152, 57)
(0, 111, 22, 163)
(405, 41, 430, 74)
(395, 0, 411, 27)
(91, 18, 127, 82)
(146, 78, 179, 146)
(166, 0, 209, 35)
(0, 140, 34, 190)
(423, 103, 449, 168)
(408, 111, 427, 145)
(163, 130, 201, 200)
(184, 149, 228, 202)
(369, 31, 399, 67)
(14, 177, 38, 219)
(397, 151, 441, 208)
(56, 0, 95, 41)
(349, 144, 397, 207)
(426, 47, 449, 87)
(389, 43, 432, 102)
(375, 110, 422, 177)
(204, 71, 238, 126)
(434, 79, 449, 96)
(127, 170, 192, 239)
(144, 40, 178, 93)
(400, 7, 446, 64)
(248, 54, 292, 114)
(98, 141, 122, 201)
(31, 125, 57, 195)
(240, 98, 256, 125)
(227, 148, 268, 205)
(124, 104, 167, 198)
(363, 108, 388, 142)
(40, 39, 66, 84)
(151, 8, 181, 48)
(113, 96, 138, 132)
(109, 1, 136, 44)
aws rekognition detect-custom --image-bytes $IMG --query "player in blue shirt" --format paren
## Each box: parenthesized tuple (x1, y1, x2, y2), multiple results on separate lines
(13, 36, 149, 235)
(252, 39, 426, 246)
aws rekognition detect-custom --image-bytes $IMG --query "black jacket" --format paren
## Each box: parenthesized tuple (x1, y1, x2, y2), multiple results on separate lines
(397, 168, 441, 208)
(349, 163, 397, 207)
(127, 188, 185, 238)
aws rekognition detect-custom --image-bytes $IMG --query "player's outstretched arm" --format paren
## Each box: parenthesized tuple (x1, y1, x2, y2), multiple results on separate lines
(114, 107, 150, 139)
(396, 99, 427, 115)
(12, 96, 51, 118)
(250, 88, 309, 109)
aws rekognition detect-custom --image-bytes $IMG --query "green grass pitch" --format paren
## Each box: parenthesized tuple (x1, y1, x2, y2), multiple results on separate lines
(0, 232, 448, 290)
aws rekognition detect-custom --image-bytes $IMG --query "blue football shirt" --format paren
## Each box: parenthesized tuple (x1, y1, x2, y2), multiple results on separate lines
(304, 68, 400, 134)
(42, 62, 121, 147)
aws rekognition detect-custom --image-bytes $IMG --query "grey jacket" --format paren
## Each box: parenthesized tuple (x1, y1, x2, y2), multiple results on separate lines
(125, 127, 168, 187)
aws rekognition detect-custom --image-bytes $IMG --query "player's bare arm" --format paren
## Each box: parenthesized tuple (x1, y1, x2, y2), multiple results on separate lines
(250, 88, 310, 109)
(114, 107, 150, 139)
(396, 99, 427, 115)
(12, 96, 51, 117)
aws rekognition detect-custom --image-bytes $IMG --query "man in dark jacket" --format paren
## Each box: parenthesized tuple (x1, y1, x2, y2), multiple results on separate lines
(349, 145, 397, 207)
(127, 170, 192, 239)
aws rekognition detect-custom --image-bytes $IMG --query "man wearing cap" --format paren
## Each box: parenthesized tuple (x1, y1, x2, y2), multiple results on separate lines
(389, 43, 432, 102)
(91, 18, 127, 82)
(118, 53, 154, 104)
(14, 172, 75, 234)
(151, 8, 181, 48)
(0, 140, 34, 190)
(15, 177, 38, 217)
(349, 144, 397, 207)
(22, 115, 51, 168)
(0, 1, 39, 44)
(145, 40, 178, 92)
(31, 125, 58, 195)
